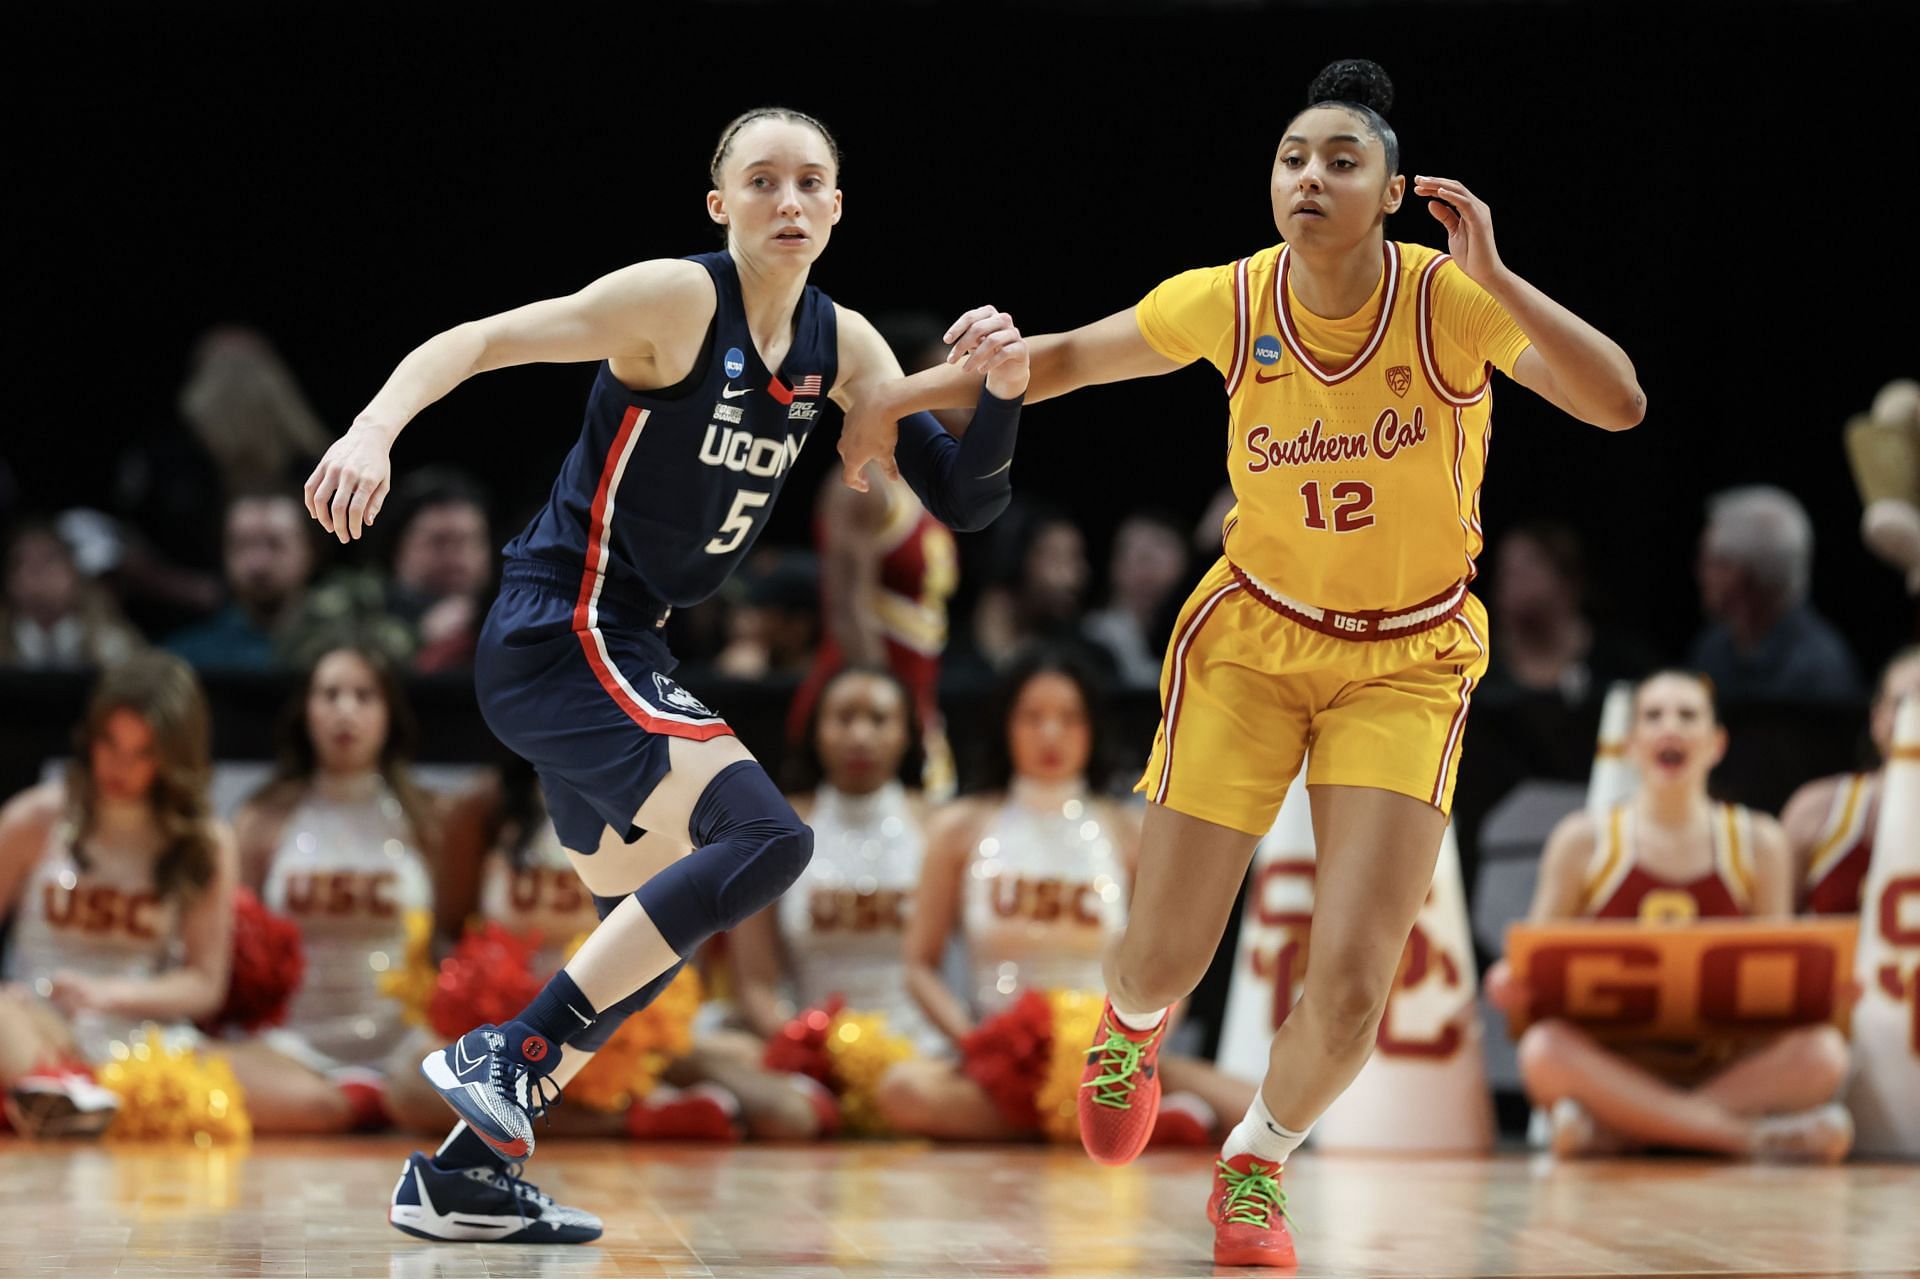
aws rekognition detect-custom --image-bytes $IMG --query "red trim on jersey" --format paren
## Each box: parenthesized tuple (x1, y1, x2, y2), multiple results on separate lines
(1224, 258, 1252, 397)
(766, 378, 794, 407)
(570, 404, 733, 742)
(1274, 242, 1399, 385)
(1416, 255, 1491, 407)
(1154, 583, 1241, 805)
(574, 407, 646, 632)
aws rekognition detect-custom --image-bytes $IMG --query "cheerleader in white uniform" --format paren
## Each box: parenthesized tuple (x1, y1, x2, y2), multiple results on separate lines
(222, 644, 437, 1132)
(0, 655, 237, 1134)
(733, 667, 945, 1063)
(874, 648, 1245, 1140)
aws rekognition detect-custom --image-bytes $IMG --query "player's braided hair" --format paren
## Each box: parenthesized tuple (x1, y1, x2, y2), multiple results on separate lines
(1302, 59, 1400, 175)
(709, 107, 842, 186)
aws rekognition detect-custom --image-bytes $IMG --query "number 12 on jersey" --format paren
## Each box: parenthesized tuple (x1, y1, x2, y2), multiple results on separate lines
(706, 490, 770, 554)
(1299, 481, 1375, 533)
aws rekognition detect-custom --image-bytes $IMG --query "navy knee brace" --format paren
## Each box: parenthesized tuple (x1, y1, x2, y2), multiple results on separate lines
(632, 760, 813, 958)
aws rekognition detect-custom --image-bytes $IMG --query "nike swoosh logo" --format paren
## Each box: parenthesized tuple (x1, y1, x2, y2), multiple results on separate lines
(568, 1006, 596, 1028)
(1254, 369, 1295, 383)
(1264, 1120, 1291, 1138)
(721, 384, 752, 399)
(453, 1039, 488, 1080)
(975, 459, 1012, 480)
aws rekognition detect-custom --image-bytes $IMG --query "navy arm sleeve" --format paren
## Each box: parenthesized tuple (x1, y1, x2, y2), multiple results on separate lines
(891, 387, 1023, 533)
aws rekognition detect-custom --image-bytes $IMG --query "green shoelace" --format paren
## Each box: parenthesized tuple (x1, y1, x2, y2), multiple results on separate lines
(1080, 1024, 1160, 1110)
(1217, 1158, 1290, 1227)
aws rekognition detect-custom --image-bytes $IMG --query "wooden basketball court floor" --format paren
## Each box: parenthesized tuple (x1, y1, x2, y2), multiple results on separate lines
(1, 1138, 1914, 1278)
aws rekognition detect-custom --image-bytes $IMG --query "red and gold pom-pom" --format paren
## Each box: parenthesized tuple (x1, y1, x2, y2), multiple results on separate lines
(567, 965, 705, 1112)
(1034, 988, 1104, 1143)
(960, 989, 1055, 1130)
(763, 995, 846, 1088)
(426, 922, 544, 1040)
(377, 909, 438, 1029)
(199, 888, 305, 1035)
(822, 1009, 915, 1137)
(97, 1029, 251, 1146)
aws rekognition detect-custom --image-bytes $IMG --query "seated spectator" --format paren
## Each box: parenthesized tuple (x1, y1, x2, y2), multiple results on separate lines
(107, 326, 328, 635)
(1781, 645, 1920, 914)
(1485, 671, 1853, 1162)
(286, 468, 494, 672)
(714, 548, 821, 680)
(1689, 486, 1862, 701)
(1481, 522, 1657, 702)
(1083, 511, 1190, 689)
(969, 506, 1109, 676)
(164, 491, 318, 671)
(0, 654, 237, 1136)
(220, 643, 439, 1132)
(0, 521, 143, 669)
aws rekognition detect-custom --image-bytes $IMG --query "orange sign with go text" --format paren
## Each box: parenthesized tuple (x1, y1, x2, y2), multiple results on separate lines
(1504, 919, 1858, 1045)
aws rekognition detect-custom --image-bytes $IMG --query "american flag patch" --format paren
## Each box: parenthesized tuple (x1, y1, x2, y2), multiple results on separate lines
(788, 374, 823, 397)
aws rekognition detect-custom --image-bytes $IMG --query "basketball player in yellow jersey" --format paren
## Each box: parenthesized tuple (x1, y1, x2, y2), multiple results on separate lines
(845, 58, 1644, 1266)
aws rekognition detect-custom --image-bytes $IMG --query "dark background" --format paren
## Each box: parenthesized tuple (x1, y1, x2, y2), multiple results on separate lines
(10, 0, 1916, 674)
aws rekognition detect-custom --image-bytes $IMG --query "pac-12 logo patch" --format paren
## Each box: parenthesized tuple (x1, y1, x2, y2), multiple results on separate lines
(724, 347, 746, 379)
(1252, 337, 1283, 366)
(1386, 365, 1412, 397)
(652, 672, 714, 718)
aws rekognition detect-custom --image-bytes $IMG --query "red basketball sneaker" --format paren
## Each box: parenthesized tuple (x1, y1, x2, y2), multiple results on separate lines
(1076, 1001, 1165, 1166)
(1207, 1153, 1295, 1268)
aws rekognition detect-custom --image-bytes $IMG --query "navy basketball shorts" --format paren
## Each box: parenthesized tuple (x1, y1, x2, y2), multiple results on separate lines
(475, 560, 733, 853)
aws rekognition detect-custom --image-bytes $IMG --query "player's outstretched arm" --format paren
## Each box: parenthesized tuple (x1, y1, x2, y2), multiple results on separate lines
(832, 306, 1028, 528)
(1414, 175, 1645, 432)
(836, 305, 1180, 492)
(303, 259, 711, 542)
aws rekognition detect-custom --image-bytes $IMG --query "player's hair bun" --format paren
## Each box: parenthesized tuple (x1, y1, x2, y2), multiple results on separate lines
(1307, 59, 1394, 117)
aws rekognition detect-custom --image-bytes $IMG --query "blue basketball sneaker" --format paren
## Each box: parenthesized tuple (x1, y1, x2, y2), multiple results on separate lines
(419, 1022, 560, 1159)
(388, 1151, 602, 1243)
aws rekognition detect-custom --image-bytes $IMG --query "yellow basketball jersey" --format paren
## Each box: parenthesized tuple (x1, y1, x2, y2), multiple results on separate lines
(1138, 240, 1530, 614)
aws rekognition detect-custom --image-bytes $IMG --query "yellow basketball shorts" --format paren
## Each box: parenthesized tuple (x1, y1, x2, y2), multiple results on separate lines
(1136, 556, 1492, 835)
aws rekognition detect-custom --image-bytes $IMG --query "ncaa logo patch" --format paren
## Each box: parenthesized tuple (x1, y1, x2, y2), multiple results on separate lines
(1252, 337, 1283, 366)
(724, 347, 746, 379)
(1386, 365, 1412, 398)
(652, 672, 714, 718)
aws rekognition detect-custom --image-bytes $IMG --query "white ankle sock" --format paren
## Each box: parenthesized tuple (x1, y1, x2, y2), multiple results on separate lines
(1220, 1091, 1308, 1165)
(1111, 1004, 1168, 1032)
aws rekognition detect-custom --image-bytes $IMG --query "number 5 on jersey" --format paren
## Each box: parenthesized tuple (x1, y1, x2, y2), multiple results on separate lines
(706, 490, 770, 554)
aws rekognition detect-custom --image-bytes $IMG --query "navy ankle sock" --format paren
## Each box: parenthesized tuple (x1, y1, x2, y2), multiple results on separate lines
(513, 969, 599, 1048)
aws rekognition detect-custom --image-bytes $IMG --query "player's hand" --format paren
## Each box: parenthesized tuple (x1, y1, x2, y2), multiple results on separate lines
(1483, 959, 1531, 1017)
(837, 396, 902, 494)
(304, 420, 394, 544)
(944, 306, 1030, 400)
(1413, 176, 1507, 287)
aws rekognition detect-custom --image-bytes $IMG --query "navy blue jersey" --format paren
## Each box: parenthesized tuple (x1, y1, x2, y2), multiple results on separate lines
(504, 250, 841, 610)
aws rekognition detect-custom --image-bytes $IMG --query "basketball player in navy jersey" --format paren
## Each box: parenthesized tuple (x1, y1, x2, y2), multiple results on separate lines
(304, 107, 1028, 1244)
